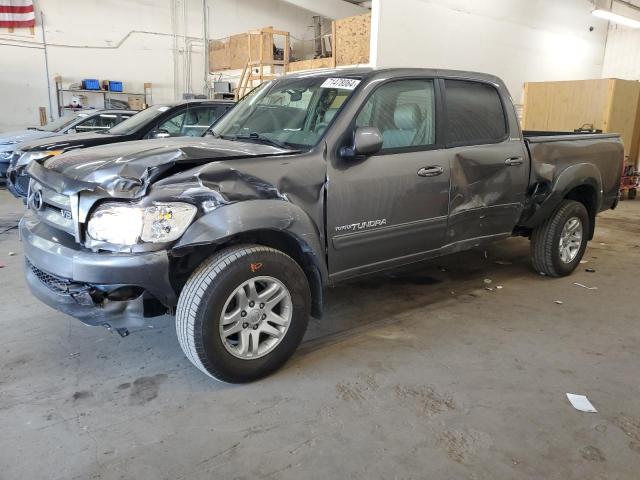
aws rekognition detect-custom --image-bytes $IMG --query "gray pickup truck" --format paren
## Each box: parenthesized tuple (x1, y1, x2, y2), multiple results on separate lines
(20, 68, 622, 382)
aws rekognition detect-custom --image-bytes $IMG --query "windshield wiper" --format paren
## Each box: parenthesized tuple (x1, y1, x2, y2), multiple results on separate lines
(233, 132, 291, 150)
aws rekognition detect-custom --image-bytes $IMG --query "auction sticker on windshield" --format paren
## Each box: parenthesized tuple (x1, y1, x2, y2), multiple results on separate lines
(320, 78, 361, 90)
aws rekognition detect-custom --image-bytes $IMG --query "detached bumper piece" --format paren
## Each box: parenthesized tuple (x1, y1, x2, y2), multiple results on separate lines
(21, 216, 175, 331)
(26, 259, 146, 330)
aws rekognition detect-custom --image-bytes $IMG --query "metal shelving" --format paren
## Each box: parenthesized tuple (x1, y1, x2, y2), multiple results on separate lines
(54, 76, 152, 116)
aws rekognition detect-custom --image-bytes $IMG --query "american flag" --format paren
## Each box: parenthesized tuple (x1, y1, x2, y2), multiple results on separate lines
(0, 0, 35, 29)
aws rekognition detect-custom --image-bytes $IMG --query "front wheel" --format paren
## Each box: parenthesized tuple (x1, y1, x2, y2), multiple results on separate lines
(176, 245, 311, 383)
(530, 200, 589, 277)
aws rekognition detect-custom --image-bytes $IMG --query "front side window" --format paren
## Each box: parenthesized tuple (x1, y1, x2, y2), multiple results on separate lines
(211, 76, 361, 149)
(444, 80, 507, 146)
(355, 79, 436, 151)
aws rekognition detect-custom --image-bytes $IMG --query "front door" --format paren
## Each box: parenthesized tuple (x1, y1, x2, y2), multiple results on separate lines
(327, 78, 450, 280)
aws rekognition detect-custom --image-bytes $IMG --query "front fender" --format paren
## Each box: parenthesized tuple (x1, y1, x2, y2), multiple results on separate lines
(520, 162, 603, 229)
(173, 199, 327, 279)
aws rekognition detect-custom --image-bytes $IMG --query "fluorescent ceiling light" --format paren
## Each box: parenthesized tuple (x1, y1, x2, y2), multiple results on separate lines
(592, 9, 640, 28)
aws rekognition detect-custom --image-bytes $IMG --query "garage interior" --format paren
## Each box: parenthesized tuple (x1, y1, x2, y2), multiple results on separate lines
(1, 0, 640, 478)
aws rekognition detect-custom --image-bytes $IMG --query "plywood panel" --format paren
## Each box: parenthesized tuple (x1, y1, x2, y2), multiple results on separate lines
(523, 78, 640, 159)
(335, 13, 370, 66)
(209, 30, 273, 71)
(209, 38, 230, 70)
(522, 79, 611, 132)
(607, 79, 640, 160)
(287, 57, 334, 72)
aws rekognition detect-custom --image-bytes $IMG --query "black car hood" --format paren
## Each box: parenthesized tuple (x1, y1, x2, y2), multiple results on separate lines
(31, 136, 295, 198)
(20, 131, 121, 152)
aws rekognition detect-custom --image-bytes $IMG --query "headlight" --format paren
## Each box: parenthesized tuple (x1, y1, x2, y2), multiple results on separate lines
(16, 150, 63, 167)
(87, 202, 197, 246)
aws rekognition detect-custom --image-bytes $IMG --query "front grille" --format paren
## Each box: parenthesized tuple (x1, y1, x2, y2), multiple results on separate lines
(27, 260, 89, 295)
(29, 181, 77, 236)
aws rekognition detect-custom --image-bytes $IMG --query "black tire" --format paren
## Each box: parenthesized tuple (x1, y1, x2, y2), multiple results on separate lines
(629, 188, 637, 200)
(530, 200, 589, 277)
(176, 244, 310, 383)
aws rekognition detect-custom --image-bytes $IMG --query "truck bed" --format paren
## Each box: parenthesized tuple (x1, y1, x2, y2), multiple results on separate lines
(519, 130, 623, 230)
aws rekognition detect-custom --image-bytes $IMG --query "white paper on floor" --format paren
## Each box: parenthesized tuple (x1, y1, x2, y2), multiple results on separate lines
(566, 393, 597, 413)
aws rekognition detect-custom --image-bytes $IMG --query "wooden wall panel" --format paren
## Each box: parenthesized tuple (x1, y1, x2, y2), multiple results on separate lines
(607, 79, 640, 161)
(523, 78, 640, 160)
(522, 79, 611, 132)
(335, 13, 371, 66)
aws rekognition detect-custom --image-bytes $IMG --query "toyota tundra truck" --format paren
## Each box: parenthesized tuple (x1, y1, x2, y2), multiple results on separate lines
(20, 68, 623, 383)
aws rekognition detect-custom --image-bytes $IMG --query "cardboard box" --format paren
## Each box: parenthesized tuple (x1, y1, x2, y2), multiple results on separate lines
(128, 96, 144, 110)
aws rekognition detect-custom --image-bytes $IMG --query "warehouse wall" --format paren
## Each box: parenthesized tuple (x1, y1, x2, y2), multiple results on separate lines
(602, 24, 640, 79)
(0, 0, 320, 131)
(370, 0, 609, 104)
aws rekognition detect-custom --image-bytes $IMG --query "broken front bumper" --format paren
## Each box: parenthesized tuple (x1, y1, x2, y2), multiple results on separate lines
(20, 215, 175, 329)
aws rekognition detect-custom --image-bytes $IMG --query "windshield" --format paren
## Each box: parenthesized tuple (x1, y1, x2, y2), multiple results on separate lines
(107, 105, 170, 135)
(40, 112, 91, 132)
(210, 76, 361, 149)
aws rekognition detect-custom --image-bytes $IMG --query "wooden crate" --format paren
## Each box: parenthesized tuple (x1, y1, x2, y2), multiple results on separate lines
(209, 28, 274, 71)
(523, 78, 640, 164)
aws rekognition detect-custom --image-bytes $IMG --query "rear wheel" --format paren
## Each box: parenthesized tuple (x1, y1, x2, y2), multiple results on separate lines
(176, 244, 310, 383)
(530, 200, 589, 277)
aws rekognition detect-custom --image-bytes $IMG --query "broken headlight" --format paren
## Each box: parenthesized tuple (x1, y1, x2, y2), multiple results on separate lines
(87, 202, 197, 246)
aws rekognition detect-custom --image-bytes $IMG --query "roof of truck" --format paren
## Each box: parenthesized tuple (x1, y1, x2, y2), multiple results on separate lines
(285, 67, 503, 86)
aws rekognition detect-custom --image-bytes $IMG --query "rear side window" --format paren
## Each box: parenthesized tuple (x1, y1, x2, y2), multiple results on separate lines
(444, 80, 507, 146)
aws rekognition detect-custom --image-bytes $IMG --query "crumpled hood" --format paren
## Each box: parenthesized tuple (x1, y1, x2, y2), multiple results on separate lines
(0, 129, 55, 151)
(35, 136, 294, 197)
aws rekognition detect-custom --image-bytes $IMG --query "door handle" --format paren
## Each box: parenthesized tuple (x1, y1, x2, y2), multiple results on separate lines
(417, 166, 444, 177)
(505, 157, 524, 166)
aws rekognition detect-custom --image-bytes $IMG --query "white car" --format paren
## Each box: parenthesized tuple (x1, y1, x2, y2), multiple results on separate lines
(0, 109, 134, 179)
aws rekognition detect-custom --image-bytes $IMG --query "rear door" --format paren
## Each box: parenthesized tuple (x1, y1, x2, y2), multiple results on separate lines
(442, 79, 528, 243)
(327, 78, 451, 279)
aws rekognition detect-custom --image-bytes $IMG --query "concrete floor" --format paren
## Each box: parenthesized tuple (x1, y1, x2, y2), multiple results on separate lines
(1, 187, 639, 480)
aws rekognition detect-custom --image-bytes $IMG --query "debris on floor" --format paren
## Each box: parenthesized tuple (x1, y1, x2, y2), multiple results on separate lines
(566, 393, 597, 413)
(8, 251, 15, 256)
(585, 268, 596, 273)
(496, 285, 503, 290)
(483, 279, 492, 284)
(574, 282, 598, 290)
(494, 260, 512, 265)
(554, 300, 564, 305)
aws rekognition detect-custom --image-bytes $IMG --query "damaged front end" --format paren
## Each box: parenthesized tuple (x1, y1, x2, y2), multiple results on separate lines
(20, 137, 326, 333)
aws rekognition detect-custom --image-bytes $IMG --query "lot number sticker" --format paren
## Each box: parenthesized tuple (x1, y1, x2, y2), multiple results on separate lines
(320, 78, 361, 90)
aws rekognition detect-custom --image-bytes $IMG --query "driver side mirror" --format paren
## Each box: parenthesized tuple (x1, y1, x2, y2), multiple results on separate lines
(340, 126, 383, 159)
(151, 129, 171, 139)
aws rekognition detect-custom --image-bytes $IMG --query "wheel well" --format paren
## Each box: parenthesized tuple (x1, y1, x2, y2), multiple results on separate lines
(170, 230, 325, 318)
(565, 185, 597, 239)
